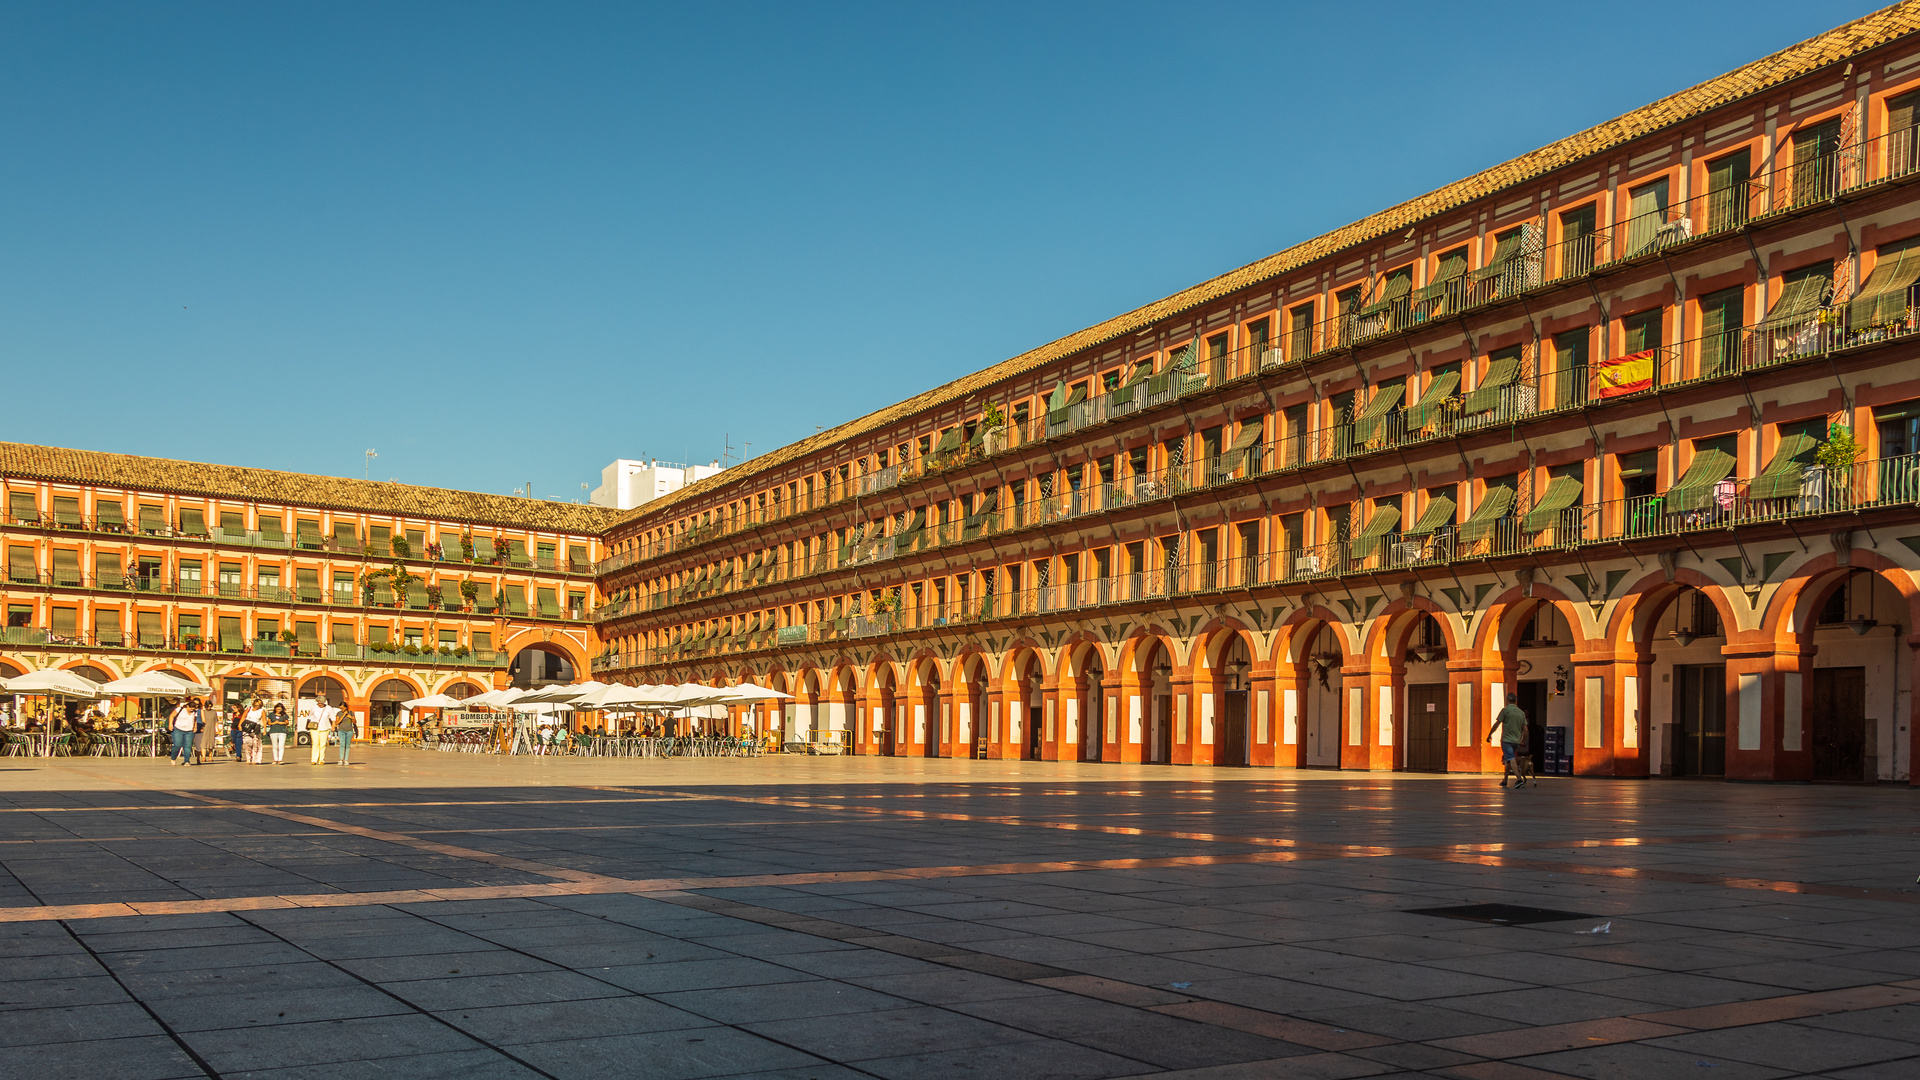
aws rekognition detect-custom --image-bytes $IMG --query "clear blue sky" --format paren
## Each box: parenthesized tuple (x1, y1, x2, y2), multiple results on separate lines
(0, 1, 1875, 500)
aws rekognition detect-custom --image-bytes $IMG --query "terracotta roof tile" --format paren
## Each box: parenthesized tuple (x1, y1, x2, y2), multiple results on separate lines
(0, 442, 616, 534)
(614, 3, 1920, 533)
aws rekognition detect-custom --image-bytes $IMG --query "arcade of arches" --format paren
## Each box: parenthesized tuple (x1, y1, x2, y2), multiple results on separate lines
(684, 556, 1917, 784)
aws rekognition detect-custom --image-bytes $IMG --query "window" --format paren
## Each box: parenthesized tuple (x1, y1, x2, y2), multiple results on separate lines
(1622, 308, 1664, 354)
(178, 559, 202, 591)
(1792, 118, 1843, 205)
(1889, 90, 1920, 177)
(177, 614, 200, 643)
(1553, 328, 1589, 407)
(219, 563, 243, 597)
(1698, 286, 1744, 376)
(1559, 203, 1597, 278)
(258, 617, 280, 641)
(1288, 301, 1316, 359)
(1706, 149, 1751, 231)
(1625, 176, 1671, 255)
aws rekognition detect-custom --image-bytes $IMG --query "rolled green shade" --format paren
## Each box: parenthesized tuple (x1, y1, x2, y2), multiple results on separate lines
(439, 536, 460, 559)
(934, 427, 963, 452)
(1473, 228, 1527, 279)
(1760, 264, 1831, 329)
(296, 519, 321, 541)
(507, 540, 529, 565)
(1402, 496, 1456, 537)
(473, 536, 496, 560)
(1523, 475, 1586, 531)
(258, 517, 285, 542)
(1413, 248, 1470, 301)
(1352, 384, 1406, 443)
(407, 583, 429, 608)
(97, 501, 125, 527)
(95, 552, 124, 581)
(138, 505, 163, 531)
(537, 588, 559, 616)
(1405, 372, 1460, 428)
(1665, 448, 1737, 513)
(53, 497, 81, 526)
(1748, 433, 1821, 500)
(373, 581, 394, 604)
(179, 509, 206, 535)
(1123, 364, 1152, 387)
(505, 585, 528, 615)
(1458, 486, 1516, 541)
(474, 582, 495, 609)
(1229, 421, 1264, 451)
(137, 611, 163, 646)
(1848, 239, 1920, 328)
(1461, 354, 1522, 413)
(1348, 506, 1402, 558)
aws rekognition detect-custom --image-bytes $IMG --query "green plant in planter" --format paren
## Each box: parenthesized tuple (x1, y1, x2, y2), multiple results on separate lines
(403, 643, 421, 656)
(454, 645, 470, 658)
(1817, 424, 1863, 510)
(982, 401, 1007, 429)
(387, 562, 413, 606)
(280, 629, 296, 645)
(361, 573, 378, 605)
(391, 536, 411, 559)
(425, 583, 443, 608)
(461, 534, 475, 561)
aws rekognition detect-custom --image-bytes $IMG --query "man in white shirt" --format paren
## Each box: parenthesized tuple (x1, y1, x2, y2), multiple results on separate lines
(309, 701, 335, 764)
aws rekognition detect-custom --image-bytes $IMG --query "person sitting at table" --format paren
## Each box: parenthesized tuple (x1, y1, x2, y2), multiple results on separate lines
(69, 714, 100, 755)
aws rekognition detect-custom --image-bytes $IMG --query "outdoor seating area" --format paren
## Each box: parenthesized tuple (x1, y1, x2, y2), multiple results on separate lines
(404, 679, 792, 758)
(0, 667, 211, 757)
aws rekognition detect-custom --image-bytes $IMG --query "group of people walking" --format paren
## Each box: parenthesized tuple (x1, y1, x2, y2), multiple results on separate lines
(166, 697, 357, 766)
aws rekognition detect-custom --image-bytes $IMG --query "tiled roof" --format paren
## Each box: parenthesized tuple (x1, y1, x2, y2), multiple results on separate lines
(613, 3, 1920, 533)
(0, 442, 617, 534)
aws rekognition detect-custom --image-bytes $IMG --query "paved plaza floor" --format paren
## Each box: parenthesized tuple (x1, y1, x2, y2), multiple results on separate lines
(1, 751, 1916, 1079)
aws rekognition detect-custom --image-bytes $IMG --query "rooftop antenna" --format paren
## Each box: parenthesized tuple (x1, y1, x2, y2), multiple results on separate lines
(364, 449, 377, 480)
(722, 433, 737, 468)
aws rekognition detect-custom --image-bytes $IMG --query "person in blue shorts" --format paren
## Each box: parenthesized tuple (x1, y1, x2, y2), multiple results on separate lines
(1487, 693, 1534, 788)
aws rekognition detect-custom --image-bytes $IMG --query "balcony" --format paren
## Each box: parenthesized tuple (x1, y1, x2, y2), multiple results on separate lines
(606, 448, 1920, 673)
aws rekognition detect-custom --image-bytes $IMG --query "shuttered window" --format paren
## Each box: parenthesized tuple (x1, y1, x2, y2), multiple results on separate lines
(1698, 287, 1744, 375)
(53, 497, 81, 526)
(137, 611, 163, 647)
(1848, 237, 1920, 328)
(52, 549, 80, 585)
(95, 609, 122, 644)
(95, 552, 123, 585)
(1761, 262, 1833, 329)
(1706, 149, 1751, 231)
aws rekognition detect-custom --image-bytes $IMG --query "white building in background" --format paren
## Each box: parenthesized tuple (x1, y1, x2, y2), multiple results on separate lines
(590, 459, 725, 511)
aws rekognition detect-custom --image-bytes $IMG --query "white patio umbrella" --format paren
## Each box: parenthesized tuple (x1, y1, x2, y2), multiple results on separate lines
(402, 693, 466, 709)
(466, 687, 528, 708)
(99, 670, 212, 697)
(5, 668, 106, 698)
(572, 683, 657, 709)
(712, 684, 795, 705)
(517, 681, 608, 704)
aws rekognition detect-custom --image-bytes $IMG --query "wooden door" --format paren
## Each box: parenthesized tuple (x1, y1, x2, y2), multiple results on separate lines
(1674, 665, 1726, 776)
(1811, 668, 1867, 782)
(1405, 683, 1448, 771)
(1220, 691, 1249, 766)
(1305, 680, 1341, 766)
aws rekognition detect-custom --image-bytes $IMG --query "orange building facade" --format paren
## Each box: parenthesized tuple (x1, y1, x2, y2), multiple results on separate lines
(593, 8, 1920, 784)
(1, 445, 611, 726)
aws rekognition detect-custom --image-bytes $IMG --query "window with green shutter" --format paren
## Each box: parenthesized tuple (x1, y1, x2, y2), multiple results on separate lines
(1792, 118, 1843, 205)
(1558, 203, 1597, 278)
(1697, 287, 1744, 376)
(1705, 148, 1751, 231)
(1622, 308, 1664, 354)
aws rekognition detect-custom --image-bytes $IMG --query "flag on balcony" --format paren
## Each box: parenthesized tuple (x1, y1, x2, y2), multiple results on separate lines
(1595, 350, 1654, 398)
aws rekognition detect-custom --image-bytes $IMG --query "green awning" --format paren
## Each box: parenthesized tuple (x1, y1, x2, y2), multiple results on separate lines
(1461, 354, 1522, 413)
(1405, 372, 1460, 428)
(1401, 496, 1454, 538)
(935, 427, 963, 452)
(1123, 364, 1152, 387)
(474, 536, 496, 560)
(1229, 421, 1264, 451)
(1748, 433, 1820, 500)
(1065, 385, 1087, 406)
(1352, 384, 1406, 443)
(1523, 475, 1586, 531)
(1459, 486, 1516, 542)
(1359, 270, 1413, 315)
(1665, 448, 1736, 512)
(1412, 248, 1470, 301)
(1473, 229, 1527, 279)
(1047, 382, 1069, 410)
(505, 585, 528, 615)
(1760, 266, 1831, 329)
(1348, 505, 1402, 558)
(97, 502, 125, 527)
(1849, 239, 1920, 328)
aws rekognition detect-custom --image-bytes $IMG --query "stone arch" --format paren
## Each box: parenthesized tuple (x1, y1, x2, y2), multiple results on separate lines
(508, 640, 578, 687)
(299, 674, 347, 707)
(1001, 646, 1045, 760)
(438, 678, 485, 701)
(1606, 570, 1744, 655)
(368, 676, 422, 727)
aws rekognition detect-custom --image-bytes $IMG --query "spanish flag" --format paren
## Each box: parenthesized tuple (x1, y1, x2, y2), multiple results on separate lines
(1595, 349, 1654, 398)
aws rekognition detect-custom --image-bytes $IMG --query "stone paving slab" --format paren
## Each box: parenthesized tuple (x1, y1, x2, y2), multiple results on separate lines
(1, 749, 1917, 1078)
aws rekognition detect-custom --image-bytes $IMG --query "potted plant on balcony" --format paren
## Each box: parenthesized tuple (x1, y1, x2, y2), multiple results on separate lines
(460, 534, 475, 561)
(391, 536, 411, 559)
(1815, 423, 1862, 511)
(459, 578, 478, 610)
(361, 572, 379, 605)
(388, 562, 413, 607)
(981, 402, 1009, 454)
(425, 583, 443, 609)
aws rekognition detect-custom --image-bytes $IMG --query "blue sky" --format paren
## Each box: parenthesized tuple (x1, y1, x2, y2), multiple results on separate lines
(0, 1, 1875, 500)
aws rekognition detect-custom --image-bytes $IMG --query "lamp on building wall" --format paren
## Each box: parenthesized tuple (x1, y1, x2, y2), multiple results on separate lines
(1225, 658, 1249, 691)
(1668, 601, 1695, 647)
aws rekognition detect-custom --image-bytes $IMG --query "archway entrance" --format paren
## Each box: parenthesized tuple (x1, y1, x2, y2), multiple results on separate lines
(1209, 634, 1253, 766)
(509, 645, 575, 688)
(1296, 623, 1344, 767)
(443, 681, 483, 702)
(1647, 586, 1727, 777)
(1132, 640, 1170, 763)
(1400, 613, 1450, 772)
(1801, 569, 1903, 782)
(369, 679, 415, 727)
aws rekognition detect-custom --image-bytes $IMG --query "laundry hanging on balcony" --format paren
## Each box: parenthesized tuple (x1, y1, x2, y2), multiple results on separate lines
(1664, 448, 1737, 513)
(1847, 237, 1920, 328)
(1461, 353, 1522, 413)
(1594, 351, 1655, 398)
(1458, 486, 1516, 542)
(1401, 496, 1456, 537)
(1351, 384, 1406, 443)
(1404, 371, 1460, 429)
(1523, 475, 1586, 531)
(1348, 505, 1401, 559)
(1747, 432, 1821, 500)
